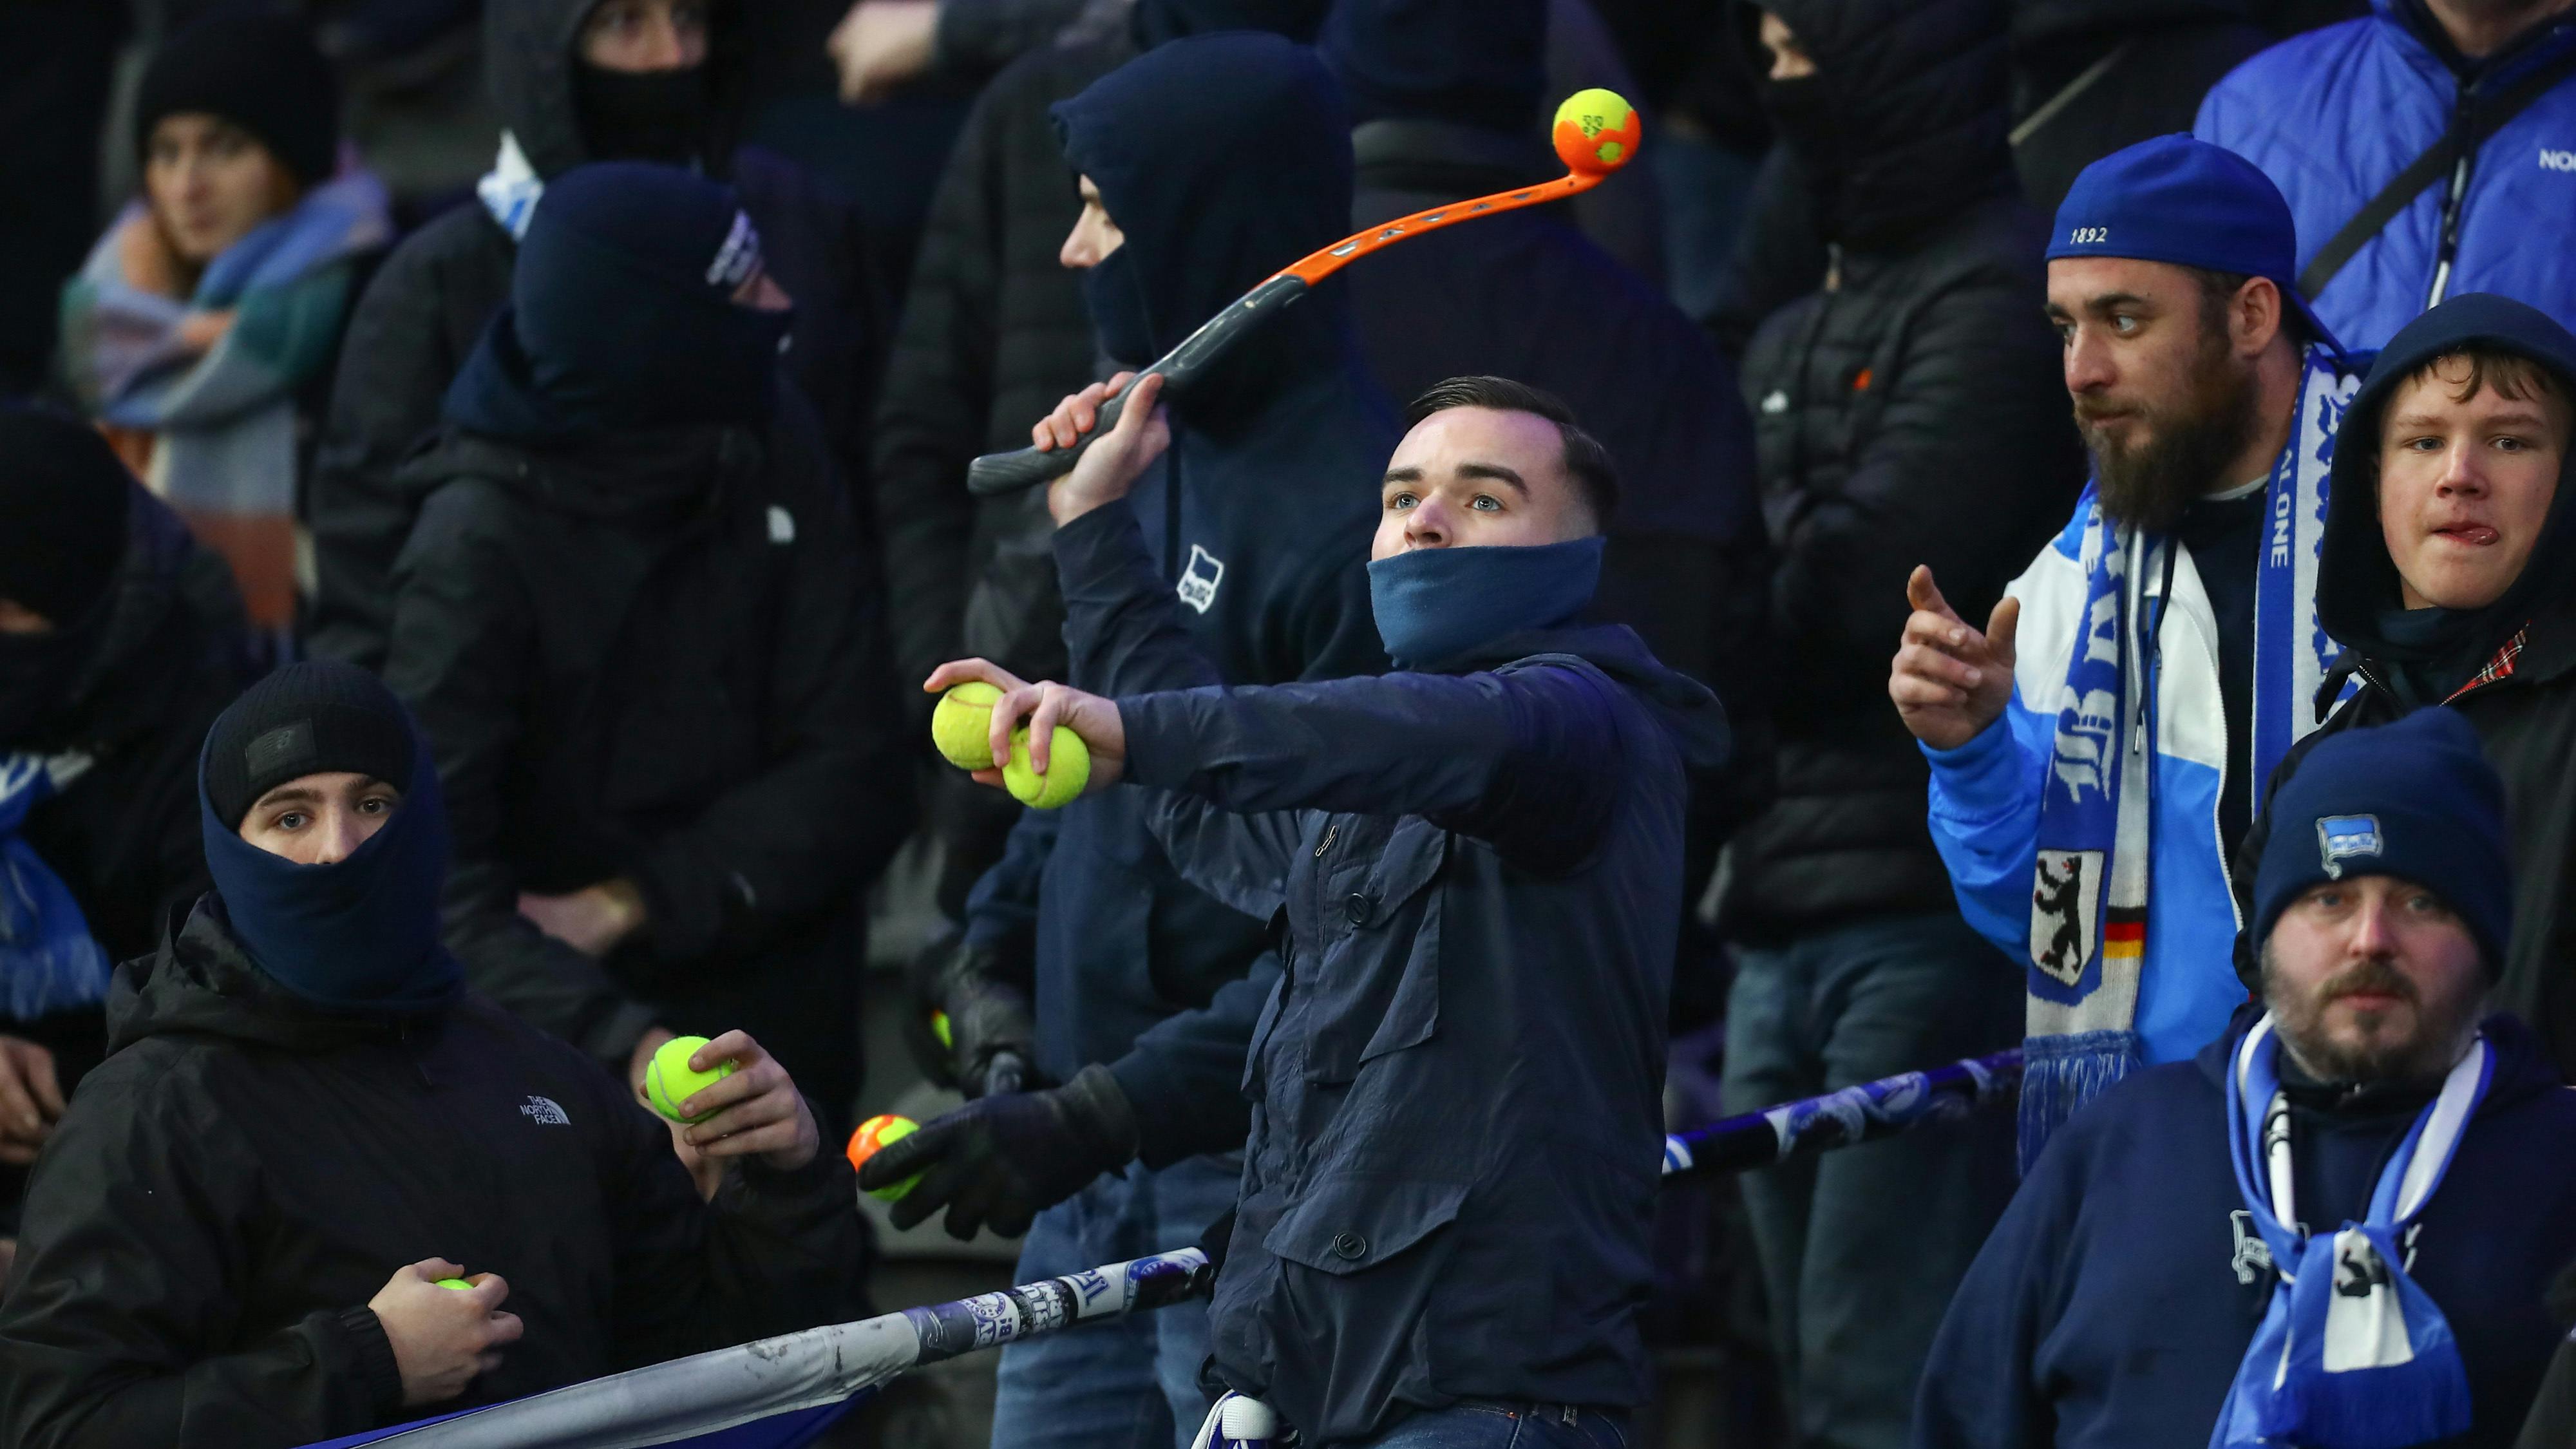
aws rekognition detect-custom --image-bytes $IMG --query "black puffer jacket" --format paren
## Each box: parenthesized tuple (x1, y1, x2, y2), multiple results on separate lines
(2009, 0, 2271, 215)
(0, 900, 863, 1449)
(1725, 0, 2085, 938)
(306, 0, 888, 671)
(380, 395, 904, 1122)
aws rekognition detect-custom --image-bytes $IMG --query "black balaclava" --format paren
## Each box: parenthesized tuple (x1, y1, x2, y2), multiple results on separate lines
(1318, 0, 1547, 135)
(0, 411, 135, 746)
(573, 60, 711, 166)
(2317, 292, 2576, 702)
(1131, 0, 1331, 49)
(444, 161, 790, 441)
(1052, 33, 1355, 396)
(198, 661, 462, 1012)
(133, 7, 340, 186)
(1741, 0, 2016, 247)
(486, 0, 733, 179)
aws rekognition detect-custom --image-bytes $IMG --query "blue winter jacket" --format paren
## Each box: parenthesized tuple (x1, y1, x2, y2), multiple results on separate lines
(1050, 502, 1730, 1444)
(1914, 1009, 2576, 1449)
(2196, 0, 2576, 351)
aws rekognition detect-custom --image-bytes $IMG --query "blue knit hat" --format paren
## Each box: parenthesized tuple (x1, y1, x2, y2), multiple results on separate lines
(2251, 708, 2512, 973)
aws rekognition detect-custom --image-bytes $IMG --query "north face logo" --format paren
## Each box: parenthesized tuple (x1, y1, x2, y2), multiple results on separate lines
(518, 1095, 570, 1126)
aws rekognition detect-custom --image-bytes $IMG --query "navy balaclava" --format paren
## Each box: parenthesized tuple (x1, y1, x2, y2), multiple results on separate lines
(0, 411, 134, 746)
(1368, 535, 1606, 668)
(2316, 293, 2576, 703)
(1053, 33, 1354, 377)
(199, 661, 462, 1012)
(1319, 0, 1547, 135)
(444, 161, 790, 440)
(2249, 707, 2512, 976)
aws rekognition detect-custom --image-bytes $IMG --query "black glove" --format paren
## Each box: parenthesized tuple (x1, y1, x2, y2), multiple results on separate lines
(900, 933, 1041, 1099)
(860, 1063, 1139, 1238)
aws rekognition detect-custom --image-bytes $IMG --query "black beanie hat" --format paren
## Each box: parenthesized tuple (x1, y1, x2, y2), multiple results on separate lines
(0, 410, 134, 625)
(133, 8, 340, 186)
(2251, 708, 2514, 974)
(205, 662, 417, 829)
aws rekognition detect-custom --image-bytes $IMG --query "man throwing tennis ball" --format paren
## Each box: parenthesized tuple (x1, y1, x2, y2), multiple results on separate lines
(872, 371, 1729, 1447)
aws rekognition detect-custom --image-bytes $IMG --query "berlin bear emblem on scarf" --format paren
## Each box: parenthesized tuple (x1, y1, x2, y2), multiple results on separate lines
(2031, 849, 2103, 985)
(1176, 545, 1226, 614)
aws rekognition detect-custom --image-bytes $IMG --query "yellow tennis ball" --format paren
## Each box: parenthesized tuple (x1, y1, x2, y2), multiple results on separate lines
(1003, 726, 1089, 810)
(433, 1278, 474, 1290)
(645, 1035, 737, 1124)
(1552, 88, 1641, 176)
(932, 681, 1006, 770)
(846, 1113, 922, 1201)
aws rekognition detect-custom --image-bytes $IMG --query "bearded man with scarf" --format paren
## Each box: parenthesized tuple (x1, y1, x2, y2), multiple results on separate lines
(379, 164, 902, 1140)
(2244, 294, 2576, 1080)
(1917, 706, 2576, 1449)
(870, 368, 1728, 1448)
(0, 412, 246, 1284)
(1899, 138, 2367, 1170)
(0, 663, 863, 1449)
(880, 34, 1393, 1449)
(1722, 5, 2083, 1444)
(308, 0, 889, 672)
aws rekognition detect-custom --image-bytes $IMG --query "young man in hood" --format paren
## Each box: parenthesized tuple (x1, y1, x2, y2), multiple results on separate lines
(379, 163, 904, 1140)
(2249, 291, 2576, 1079)
(1725, 5, 2082, 1443)
(0, 662, 863, 1449)
(1916, 706, 2576, 1449)
(307, 0, 887, 672)
(896, 33, 1394, 1449)
(0, 412, 245, 1285)
(867, 367, 1728, 1448)
(1897, 136, 2366, 1162)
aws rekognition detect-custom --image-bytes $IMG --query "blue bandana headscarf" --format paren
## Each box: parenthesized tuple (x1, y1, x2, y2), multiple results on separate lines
(1367, 536, 1604, 667)
(2211, 1015, 2488, 1449)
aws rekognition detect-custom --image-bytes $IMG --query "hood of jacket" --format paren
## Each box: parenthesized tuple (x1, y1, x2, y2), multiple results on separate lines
(2194, 1003, 2566, 1119)
(2010, 0, 2252, 46)
(1456, 620, 1733, 773)
(1320, 0, 1547, 135)
(2317, 293, 2576, 697)
(17, 485, 238, 757)
(1052, 32, 1358, 421)
(1745, 0, 2018, 248)
(105, 895, 423, 1057)
(484, 0, 746, 180)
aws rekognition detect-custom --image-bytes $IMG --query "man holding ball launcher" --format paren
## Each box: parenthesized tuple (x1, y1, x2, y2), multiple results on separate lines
(0, 664, 862, 1449)
(870, 366, 1728, 1448)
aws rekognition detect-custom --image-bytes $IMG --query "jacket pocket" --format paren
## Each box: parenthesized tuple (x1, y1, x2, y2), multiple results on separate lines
(1307, 819, 1449, 1082)
(1265, 1173, 1470, 1275)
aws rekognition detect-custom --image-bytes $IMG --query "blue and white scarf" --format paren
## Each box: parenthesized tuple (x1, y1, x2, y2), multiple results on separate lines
(475, 132, 546, 242)
(2023, 346, 2360, 1164)
(2211, 1014, 2487, 1449)
(0, 752, 111, 1022)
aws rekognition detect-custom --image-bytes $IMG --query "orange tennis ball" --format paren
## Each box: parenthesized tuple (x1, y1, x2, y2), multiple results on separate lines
(846, 1113, 922, 1201)
(1553, 88, 1640, 176)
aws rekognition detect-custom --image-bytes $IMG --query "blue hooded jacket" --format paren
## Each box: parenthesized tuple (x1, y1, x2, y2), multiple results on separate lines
(960, 33, 1394, 1161)
(2196, 0, 2576, 351)
(1915, 1009, 2576, 1449)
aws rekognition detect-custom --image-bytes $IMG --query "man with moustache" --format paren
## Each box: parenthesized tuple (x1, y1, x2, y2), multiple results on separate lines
(1891, 137, 2365, 1164)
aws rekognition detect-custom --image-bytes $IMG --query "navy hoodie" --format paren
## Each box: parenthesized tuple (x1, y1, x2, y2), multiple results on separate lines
(1916, 1009, 2576, 1449)
(960, 34, 1394, 1162)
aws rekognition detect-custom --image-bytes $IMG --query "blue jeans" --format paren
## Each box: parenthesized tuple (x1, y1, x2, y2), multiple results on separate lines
(1349, 1403, 1629, 1449)
(1721, 912, 2022, 1449)
(988, 1151, 1240, 1449)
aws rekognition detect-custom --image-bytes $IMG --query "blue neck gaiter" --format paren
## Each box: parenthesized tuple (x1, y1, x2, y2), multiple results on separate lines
(1367, 536, 1604, 668)
(197, 730, 462, 1014)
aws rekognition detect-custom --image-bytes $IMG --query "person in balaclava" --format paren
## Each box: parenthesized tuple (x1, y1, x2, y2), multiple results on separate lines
(0, 410, 246, 1280)
(378, 162, 904, 1142)
(2242, 293, 2576, 1081)
(884, 31, 1392, 1449)
(1322, 0, 1776, 1028)
(874, 0, 1331, 935)
(0, 661, 864, 1448)
(307, 0, 889, 672)
(1722, 3, 2086, 1446)
(872, 370, 1730, 1448)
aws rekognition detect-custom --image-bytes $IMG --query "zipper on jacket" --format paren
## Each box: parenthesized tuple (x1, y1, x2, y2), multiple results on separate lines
(2427, 79, 2484, 308)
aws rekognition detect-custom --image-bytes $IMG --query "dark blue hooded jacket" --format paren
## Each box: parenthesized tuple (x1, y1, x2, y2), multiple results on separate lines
(960, 33, 1394, 1162)
(1915, 1009, 2576, 1449)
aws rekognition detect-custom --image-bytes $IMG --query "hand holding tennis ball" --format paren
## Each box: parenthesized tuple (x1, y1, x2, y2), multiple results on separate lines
(923, 662, 1124, 806)
(369, 1258, 522, 1407)
(645, 1035, 736, 1124)
(847, 1113, 923, 1201)
(643, 1030, 822, 1174)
